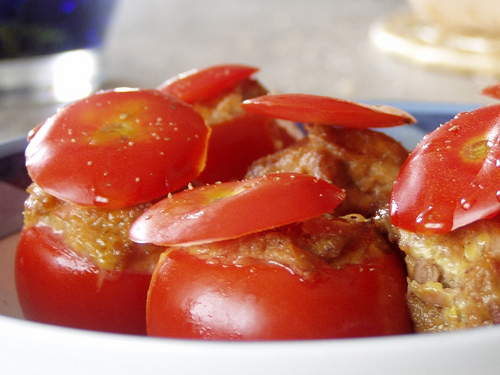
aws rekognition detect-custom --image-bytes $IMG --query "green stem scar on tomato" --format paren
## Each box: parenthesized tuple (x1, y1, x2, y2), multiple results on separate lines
(241, 93, 416, 128)
(390, 103, 500, 234)
(25, 88, 210, 208)
(129, 172, 345, 246)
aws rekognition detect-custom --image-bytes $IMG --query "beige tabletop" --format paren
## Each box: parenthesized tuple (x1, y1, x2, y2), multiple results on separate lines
(1, 0, 498, 143)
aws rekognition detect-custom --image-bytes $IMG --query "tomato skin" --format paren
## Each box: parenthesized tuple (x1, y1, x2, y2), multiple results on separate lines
(196, 112, 295, 184)
(158, 64, 258, 104)
(15, 226, 151, 334)
(482, 83, 500, 100)
(26, 88, 210, 208)
(146, 249, 413, 340)
(390, 103, 500, 234)
(130, 173, 345, 246)
(241, 93, 416, 128)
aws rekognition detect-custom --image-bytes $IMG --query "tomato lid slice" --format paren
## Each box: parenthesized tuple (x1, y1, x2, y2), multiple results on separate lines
(158, 64, 258, 104)
(482, 83, 500, 100)
(129, 172, 345, 246)
(390, 103, 500, 234)
(241, 93, 416, 128)
(26, 88, 210, 208)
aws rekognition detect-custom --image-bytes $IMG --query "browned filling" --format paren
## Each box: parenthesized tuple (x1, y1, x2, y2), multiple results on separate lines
(23, 184, 164, 273)
(376, 206, 500, 332)
(172, 214, 397, 281)
(246, 125, 409, 217)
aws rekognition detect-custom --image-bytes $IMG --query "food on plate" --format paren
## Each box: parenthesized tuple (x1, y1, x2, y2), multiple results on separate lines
(16, 64, 300, 334)
(245, 124, 409, 217)
(145, 214, 413, 339)
(15, 198, 161, 334)
(159, 65, 298, 184)
(240, 93, 416, 128)
(158, 64, 259, 104)
(130, 172, 345, 246)
(389, 103, 500, 234)
(15, 64, 416, 338)
(16, 87, 211, 333)
(381, 100, 500, 332)
(378, 209, 500, 332)
(132, 93, 415, 339)
(482, 83, 500, 100)
(25, 88, 210, 208)
(18, 62, 500, 339)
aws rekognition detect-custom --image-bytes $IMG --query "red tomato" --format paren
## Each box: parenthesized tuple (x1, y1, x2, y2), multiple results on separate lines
(25, 88, 210, 208)
(15, 226, 152, 334)
(241, 93, 416, 128)
(146, 248, 413, 340)
(158, 64, 258, 104)
(390, 103, 500, 234)
(196, 111, 296, 184)
(482, 83, 500, 100)
(129, 173, 345, 246)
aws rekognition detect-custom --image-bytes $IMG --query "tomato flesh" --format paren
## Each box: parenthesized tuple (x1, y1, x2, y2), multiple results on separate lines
(390, 103, 500, 234)
(25, 88, 210, 208)
(15, 226, 151, 334)
(129, 173, 345, 246)
(158, 64, 258, 104)
(241, 93, 416, 128)
(146, 248, 413, 340)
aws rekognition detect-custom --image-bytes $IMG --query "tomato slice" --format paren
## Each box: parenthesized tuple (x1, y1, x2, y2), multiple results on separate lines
(129, 173, 345, 246)
(158, 64, 258, 104)
(15, 226, 152, 334)
(482, 83, 500, 100)
(390, 103, 500, 234)
(241, 93, 416, 128)
(146, 247, 413, 340)
(25, 89, 210, 208)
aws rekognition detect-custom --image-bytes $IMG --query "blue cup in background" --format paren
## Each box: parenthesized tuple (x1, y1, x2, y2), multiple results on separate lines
(0, 0, 117, 104)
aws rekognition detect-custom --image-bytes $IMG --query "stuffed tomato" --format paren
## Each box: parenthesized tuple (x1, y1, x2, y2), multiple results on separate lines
(16, 88, 210, 334)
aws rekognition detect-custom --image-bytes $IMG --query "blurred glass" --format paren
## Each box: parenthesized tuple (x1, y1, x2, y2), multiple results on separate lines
(0, 0, 117, 104)
(370, 0, 500, 77)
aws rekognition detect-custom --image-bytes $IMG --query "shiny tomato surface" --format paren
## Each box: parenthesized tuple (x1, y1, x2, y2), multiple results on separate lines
(196, 111, 295, 184)
(158, 64, 258, 104)
(130, 173, 345, 246)
(25, 88, 209, 208)
(146, 248, 413, 340)
(15, 226, 151, 334)
(390, 103, 500, 234)
(241, 93, 416, 128)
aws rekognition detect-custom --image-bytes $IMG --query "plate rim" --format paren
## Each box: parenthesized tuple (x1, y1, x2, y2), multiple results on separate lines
(1, 101, 499, 375)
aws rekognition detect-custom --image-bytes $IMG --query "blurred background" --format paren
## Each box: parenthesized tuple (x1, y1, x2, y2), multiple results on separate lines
(1, 0, 499, 142)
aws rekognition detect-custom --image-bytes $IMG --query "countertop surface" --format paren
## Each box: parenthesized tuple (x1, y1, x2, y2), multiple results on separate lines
(1, 0, 499, 143)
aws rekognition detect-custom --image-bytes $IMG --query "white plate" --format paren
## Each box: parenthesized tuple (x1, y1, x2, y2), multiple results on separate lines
(1, 102, 498, 375)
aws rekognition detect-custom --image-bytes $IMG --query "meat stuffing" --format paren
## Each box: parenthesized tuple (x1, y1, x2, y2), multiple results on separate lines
(246, 124, 409, 217)
(376, 207, 500, 332)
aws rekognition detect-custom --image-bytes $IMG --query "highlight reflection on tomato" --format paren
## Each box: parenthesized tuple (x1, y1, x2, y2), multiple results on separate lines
(161, 66, 298, 184)
(390, 103, 500, 234)
(146, 226, 414, 340)
(130, 173, 345, 247)
(241, 93, 416, 128)
(25, 88, 210, 208)
(15, 226, 153, 334)
(158, 64, 259, 104)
